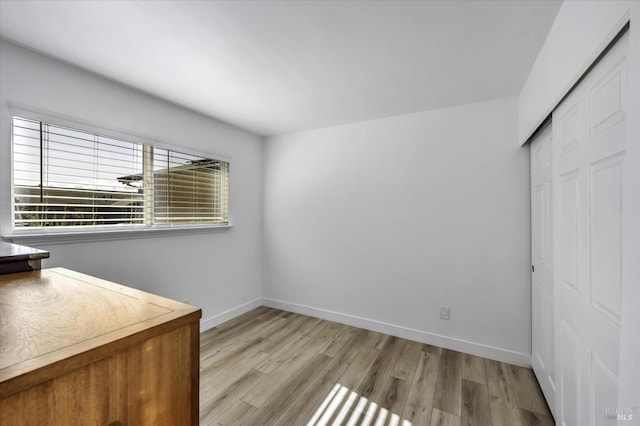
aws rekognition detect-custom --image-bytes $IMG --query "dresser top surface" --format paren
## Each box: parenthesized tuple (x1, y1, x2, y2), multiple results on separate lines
(0, 267, 200, 392)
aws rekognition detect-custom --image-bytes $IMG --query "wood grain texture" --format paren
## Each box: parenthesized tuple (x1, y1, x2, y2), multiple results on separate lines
(255, 332, 312, 374)
(207, 400, 256, 426)
(336, 347, 380, 390)
(461, 379, 492, 426)
(240, 335, 328, 408)
(324, 328, 368, 375)
(241, 353, 330, 425)
(434, 349, 464, 416)
(199, 368, 267, 424)
(320, 323, 358, 358)
(423, 343, 444, 356)
(1, 323, 199, 426)
(0, 268, 201, 426)
(190, 321, 201, 423)
(356, 337, 405, 403)
(403, 351, 441, 425)
(518, 408, 555, 426)
(0, 268, 200, 397)
(390, 339, 423, 381)
(507, 364, 551, 416)
(486, 358, 521, 426)
(200, 349, 271, 404)
(272, 369, 341, 425)
(431, 408, 462, 426)
(201, 335, 271, 372)
(361, 329, 391, 350)
(463, 353, 487, 384)
(198, 307, 553, 425)
(380, 376, 410, 415)
(488, 400, 521, 426)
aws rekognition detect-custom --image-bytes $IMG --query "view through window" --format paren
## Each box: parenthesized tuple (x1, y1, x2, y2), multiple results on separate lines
(12, 116, 229, 230)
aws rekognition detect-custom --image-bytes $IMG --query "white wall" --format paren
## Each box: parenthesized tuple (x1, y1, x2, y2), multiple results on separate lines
(0, 41, 264, 330)
(519, 1, 634, 144)
(263, 97, 532, 365)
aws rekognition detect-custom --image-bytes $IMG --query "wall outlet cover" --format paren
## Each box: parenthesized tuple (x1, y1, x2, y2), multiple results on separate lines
(440, 305, 450, 320)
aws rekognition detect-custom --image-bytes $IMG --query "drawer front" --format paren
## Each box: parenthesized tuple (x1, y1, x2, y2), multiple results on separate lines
(0, 322, 198, 426)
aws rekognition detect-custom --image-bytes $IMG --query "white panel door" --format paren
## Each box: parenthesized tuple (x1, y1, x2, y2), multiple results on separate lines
(530, 123, 556, 417)
(552, 30, 629, 426)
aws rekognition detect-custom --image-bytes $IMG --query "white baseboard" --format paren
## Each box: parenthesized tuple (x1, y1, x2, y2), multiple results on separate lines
(262, 297, 531, 367)
(200, 298, 263, 332)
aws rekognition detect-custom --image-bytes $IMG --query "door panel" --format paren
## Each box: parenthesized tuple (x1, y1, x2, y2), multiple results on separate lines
(559, 171, 579, 293)
(552, 30, 628, 426)
(560, 322, 581, 426)
(530, 124, 556, 416)
(589, 154, 623, 323)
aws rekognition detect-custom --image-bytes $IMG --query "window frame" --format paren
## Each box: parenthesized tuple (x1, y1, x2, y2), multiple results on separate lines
(4, 107, 233, 244)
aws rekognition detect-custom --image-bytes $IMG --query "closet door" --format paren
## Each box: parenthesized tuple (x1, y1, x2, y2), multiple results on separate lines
(530, 124, 556, 417)
(553, 30, 629, 426)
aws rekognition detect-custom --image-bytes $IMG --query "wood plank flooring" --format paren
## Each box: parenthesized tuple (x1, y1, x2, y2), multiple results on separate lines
(199, 307, 553, 426)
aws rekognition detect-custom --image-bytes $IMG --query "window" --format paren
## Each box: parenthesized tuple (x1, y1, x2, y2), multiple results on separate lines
(11, 116, 230, 232)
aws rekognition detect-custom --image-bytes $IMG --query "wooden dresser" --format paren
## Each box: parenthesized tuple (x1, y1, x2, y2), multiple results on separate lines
(0, 267, 201, 426)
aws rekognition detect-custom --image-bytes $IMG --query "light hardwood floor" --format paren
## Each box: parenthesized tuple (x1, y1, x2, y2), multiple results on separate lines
(199, 307, 553, 426)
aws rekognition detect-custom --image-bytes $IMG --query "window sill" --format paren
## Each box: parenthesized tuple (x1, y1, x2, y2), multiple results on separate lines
(2, 224, 235, 245)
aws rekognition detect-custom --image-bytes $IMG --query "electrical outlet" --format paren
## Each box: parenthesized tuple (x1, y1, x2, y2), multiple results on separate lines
(181, 298, 190, 305)
(440, 305, 450, 320)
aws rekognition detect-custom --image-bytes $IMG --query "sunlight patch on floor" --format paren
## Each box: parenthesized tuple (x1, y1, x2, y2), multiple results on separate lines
(306, 383, 412, 426)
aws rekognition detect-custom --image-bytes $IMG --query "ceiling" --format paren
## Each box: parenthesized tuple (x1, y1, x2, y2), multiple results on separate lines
(0, 0, 562, 137)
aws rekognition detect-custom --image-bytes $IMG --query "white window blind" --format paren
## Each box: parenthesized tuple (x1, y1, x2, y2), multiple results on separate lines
(11, 116, 230, 231)
(152, 149, 230, 224)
